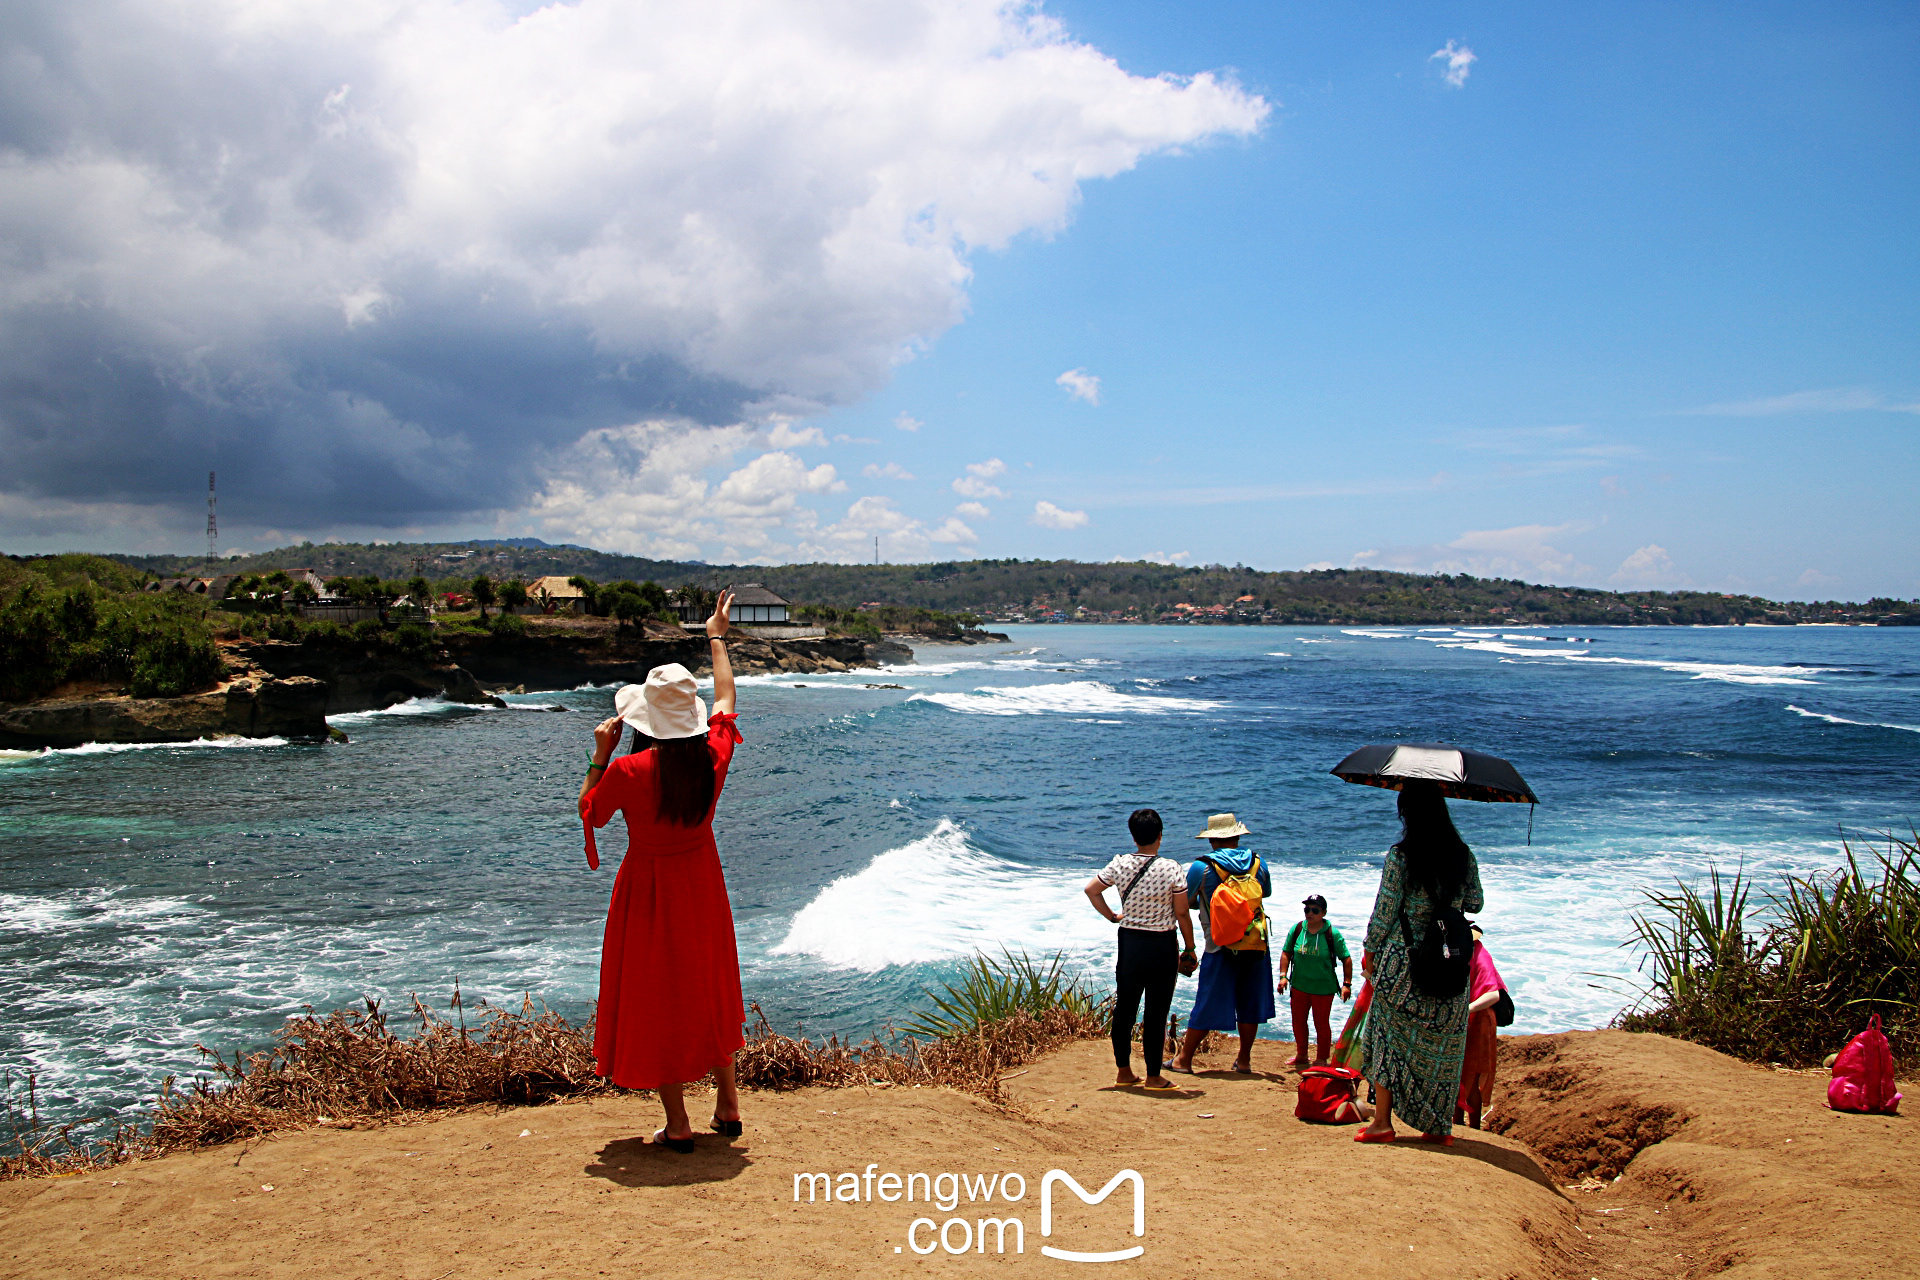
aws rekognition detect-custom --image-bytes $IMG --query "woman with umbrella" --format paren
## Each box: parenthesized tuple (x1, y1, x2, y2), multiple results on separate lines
(1330, 743, 1531, 1144)
(1354, 781, 1483, 1143)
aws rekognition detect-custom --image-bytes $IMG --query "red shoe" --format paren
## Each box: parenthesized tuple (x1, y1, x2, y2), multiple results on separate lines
(1354, 1129, 1396, 1144)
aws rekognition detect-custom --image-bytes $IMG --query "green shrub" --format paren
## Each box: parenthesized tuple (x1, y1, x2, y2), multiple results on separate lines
(265, 614, 305, 641)
(393, 622, 433, 655)
(488, 612, 528, 640)
(1618, 833, 1920, 1066)
(0, 567, 227, 700)
(299, 620, 346, 646)
(128, 625, 224, 697)
(902, 950, 1106, 1040)
(350, 618, 385, 646)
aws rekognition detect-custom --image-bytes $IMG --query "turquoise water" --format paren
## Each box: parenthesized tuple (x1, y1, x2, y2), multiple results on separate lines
(3, 624, 1917, 1133)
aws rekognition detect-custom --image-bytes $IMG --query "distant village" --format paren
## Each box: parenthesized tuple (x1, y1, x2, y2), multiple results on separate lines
(144, 570, 817, 635)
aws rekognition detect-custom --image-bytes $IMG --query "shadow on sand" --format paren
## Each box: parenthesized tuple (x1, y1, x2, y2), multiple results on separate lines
(585, 1135, 752, 1187)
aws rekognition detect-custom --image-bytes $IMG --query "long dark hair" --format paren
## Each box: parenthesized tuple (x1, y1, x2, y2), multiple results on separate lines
(627, 727, 717, 826)
(1394, 782, 1471, 905)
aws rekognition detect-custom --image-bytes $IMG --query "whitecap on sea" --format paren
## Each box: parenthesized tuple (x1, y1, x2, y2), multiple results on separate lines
(908, 680, 1225, 717)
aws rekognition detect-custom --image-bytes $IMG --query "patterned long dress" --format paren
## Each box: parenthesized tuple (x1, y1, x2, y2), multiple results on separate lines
(1360, 843, 1484, 1137)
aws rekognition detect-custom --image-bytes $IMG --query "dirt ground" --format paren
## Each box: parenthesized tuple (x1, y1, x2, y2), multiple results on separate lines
(0, 1030, 1909, 1280)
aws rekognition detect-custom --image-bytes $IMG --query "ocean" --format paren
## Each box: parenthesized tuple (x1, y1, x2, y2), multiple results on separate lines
(3, 623, 1917, 1134)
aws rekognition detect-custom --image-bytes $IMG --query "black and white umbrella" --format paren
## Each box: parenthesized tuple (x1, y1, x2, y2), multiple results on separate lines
(1329, 742, 1539, 806)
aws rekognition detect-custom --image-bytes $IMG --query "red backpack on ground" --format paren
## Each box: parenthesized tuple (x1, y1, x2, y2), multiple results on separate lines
(1295, 1065, 1363, 1124)
(1828, 1015, 1902, 1115)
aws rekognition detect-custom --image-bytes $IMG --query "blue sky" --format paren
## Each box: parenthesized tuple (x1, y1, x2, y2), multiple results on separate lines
(1, 1, 1914, 599)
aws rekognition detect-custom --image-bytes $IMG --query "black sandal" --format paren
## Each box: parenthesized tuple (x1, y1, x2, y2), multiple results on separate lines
(653, 1128, 695, 1154)
(710, 1117, 743, 1138)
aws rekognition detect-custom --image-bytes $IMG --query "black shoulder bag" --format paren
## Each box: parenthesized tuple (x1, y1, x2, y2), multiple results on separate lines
(1399, 901, 1472, 999)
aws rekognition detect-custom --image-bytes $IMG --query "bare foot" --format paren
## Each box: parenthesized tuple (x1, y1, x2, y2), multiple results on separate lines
(1115, 1068, 1141, 1086)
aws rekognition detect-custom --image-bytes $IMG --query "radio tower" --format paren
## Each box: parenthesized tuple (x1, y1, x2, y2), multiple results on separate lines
(206, 471, 218, 561)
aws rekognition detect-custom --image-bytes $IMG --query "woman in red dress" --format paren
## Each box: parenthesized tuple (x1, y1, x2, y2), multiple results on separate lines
(578, 589, 744, 1152)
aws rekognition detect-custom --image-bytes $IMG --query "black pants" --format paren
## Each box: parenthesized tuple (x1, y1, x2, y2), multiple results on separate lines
(1111, 928, 1178, 1076)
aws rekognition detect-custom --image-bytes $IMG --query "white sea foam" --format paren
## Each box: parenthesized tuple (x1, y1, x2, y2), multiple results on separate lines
(1786, 704, 1920, 734)
(1424, 637, 1591, 659)
(1340, 628, 1410, 639)
(19, 736, 292, 759)
(327, 696, 498, 724)
(504, 702, 565, 711)
(1264, 652, 1292, 658)
(1563, 655, 1834, 685)
(909, 680, 1226, 717)
(1372, 629, 1838, 685)
(772, 819, 1110, 971)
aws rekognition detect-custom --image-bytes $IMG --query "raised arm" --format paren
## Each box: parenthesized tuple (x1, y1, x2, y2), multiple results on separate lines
(706, 588, 736, 716)
(579, 715, 623, 818)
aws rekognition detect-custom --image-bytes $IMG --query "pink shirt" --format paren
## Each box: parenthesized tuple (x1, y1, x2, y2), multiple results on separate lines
(1469, 939, 1504, 1001)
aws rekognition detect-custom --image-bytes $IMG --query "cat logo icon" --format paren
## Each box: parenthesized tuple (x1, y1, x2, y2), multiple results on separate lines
(1039, 1169, 1145, 1262)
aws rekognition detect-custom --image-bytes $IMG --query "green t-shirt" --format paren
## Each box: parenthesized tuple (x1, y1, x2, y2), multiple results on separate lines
(1281, 921, 1350, 995)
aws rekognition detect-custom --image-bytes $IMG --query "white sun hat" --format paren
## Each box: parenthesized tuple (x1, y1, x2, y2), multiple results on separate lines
(1194, 812, 1252, 839)
(613, 663, 707, 740)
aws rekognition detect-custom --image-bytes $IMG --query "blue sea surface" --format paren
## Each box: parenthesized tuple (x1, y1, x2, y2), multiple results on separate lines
(3, 624, 1917, 1133)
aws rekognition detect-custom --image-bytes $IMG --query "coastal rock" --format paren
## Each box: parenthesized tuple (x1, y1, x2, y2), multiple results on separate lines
(0, 676, 330, 749)
(222, 640, 506, 714)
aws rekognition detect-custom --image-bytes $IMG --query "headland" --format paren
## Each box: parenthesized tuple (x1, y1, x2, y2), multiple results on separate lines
(0, 1030, 1909, 1279)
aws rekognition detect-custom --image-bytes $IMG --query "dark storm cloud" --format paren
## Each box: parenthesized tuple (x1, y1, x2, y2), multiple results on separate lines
(0, 0, 1264, 545)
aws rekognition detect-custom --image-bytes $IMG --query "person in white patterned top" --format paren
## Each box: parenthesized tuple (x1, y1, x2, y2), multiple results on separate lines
(1083, 808, 1197, 1088)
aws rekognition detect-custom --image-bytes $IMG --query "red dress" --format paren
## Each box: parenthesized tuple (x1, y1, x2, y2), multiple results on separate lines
(583, 713, 745, 1089)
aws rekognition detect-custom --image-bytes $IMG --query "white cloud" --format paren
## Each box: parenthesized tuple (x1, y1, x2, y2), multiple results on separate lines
(1610, 544, 1683, 588)
(1680, 388, 1920, 416)
(1431, 40, 1477, 88)
(893, 413, 923, 433)
(1056, 368, 1102, 405)
(0, 0, 1268, 539)
(1796, 567, 1842, 590)
(862, 462, 915, 480)
(813, 494, 943, 561)
(952, 457, 1008, 499)
(953, 501, 991, 519)
(526, 421, 846, 559)
(767, 422, 828, 449)
(1116, 550, 1189, 565)
(1032, 499, 1089, 530)
(928, 517, 978, 544)
(1353, 523, 1592, 582)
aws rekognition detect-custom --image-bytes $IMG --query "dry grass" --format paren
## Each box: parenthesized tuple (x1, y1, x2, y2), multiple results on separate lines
(3, 981, 1110, 1182)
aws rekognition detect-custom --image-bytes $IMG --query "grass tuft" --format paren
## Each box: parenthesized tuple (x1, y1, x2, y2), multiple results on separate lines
(900, 949, 1107, 1040)
(1617, 831, 1920, 1066)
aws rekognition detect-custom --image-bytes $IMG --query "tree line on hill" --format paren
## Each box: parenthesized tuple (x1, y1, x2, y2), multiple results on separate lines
(92, 541, 1920, 627)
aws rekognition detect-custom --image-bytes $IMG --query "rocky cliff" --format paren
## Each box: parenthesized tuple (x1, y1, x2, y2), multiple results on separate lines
(0, 626, 914, 748)
(0, 676, 330, 749)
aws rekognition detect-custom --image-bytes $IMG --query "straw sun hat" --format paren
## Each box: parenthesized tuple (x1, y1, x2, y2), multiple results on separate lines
(613, 663, 707, 741)
(1194, 812, 1251, 839)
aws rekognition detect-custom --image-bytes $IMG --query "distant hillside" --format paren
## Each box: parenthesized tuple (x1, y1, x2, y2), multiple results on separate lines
(93, 542, 1920, 626)
(108, 539, 709, 588)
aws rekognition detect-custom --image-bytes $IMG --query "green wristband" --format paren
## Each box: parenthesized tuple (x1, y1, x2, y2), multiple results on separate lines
(587, 756, 607, 770)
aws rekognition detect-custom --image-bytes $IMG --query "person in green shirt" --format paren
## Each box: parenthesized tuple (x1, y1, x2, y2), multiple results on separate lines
(1275, 894, 1353, 1067)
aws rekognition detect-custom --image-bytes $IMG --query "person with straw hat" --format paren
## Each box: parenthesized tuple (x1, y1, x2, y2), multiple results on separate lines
(1170, 813, 1274, 1076)
(579, 588, 745, 1153)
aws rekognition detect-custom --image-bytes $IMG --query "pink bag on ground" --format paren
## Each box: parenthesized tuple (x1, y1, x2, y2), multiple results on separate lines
(1827, 1014, 1902, 1115)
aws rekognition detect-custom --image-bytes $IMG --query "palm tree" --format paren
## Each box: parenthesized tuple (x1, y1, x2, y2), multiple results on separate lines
(471, 574, 496, 621)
